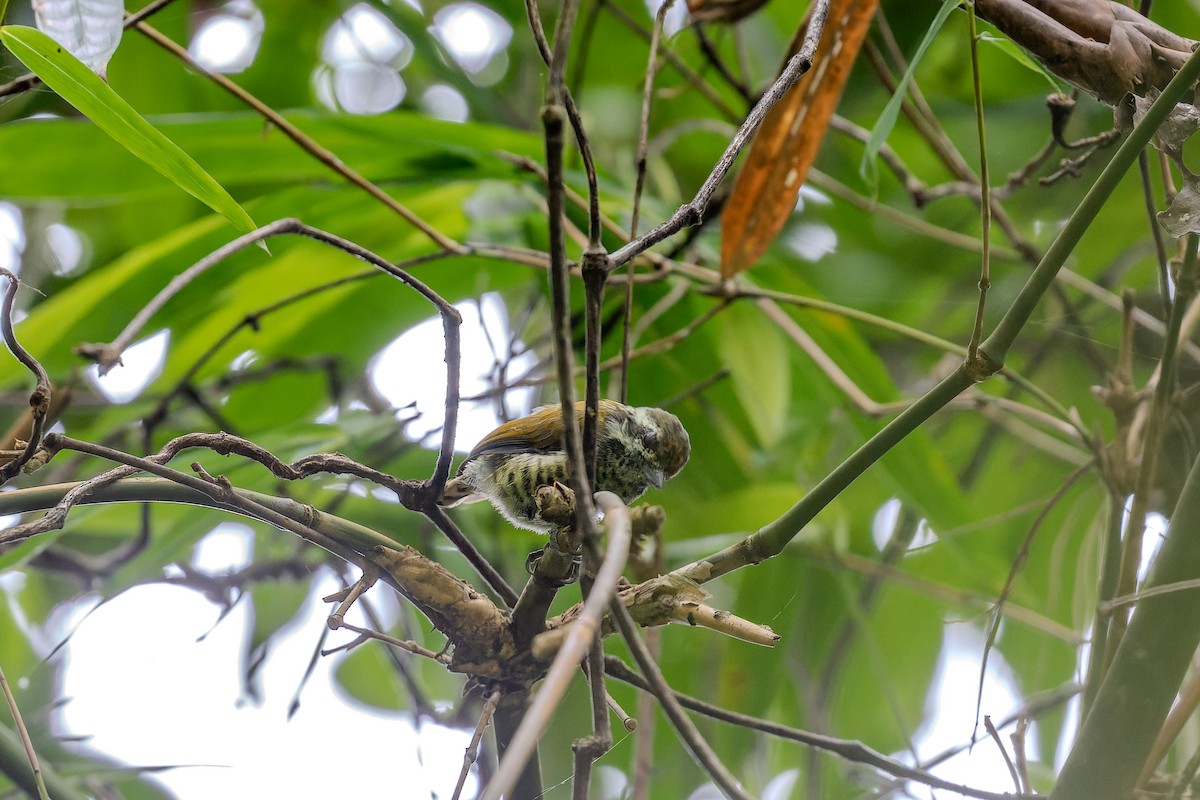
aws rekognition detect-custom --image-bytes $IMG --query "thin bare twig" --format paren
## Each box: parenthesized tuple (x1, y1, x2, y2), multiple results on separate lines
(327, 621, 443, 661)
(609, 586, 752, 800)
(602, 3, 741, 121)
(571, 629, 610, 799)
(621, 0, 675, 403)
(605, 657, 1049, 800)
(323, 567, 379, 631)
(0, 270, 51, 483)
(463, 298, 731, 402)
(984, 716, 1023, 794)
(76, 218, 462, 504)
(358, 596, 440, 720)
(524, 0, 602, 248)
(454, 690, 501, 800)
(540, 0, 596, 529)
(581, 245, 610, 486)
(974, 462, 1092, 736)
(572, 493, 622, 796)
(1139, 149, 1173, 316)
(966, 5, 993, 365)
(0, 665, 49, 800)
(660, 368, 731, 409)
(693, 25, 755, 104)
(631, 1, 672, 242)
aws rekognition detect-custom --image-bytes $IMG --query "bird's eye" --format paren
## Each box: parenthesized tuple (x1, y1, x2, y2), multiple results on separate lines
(641, 429, 658, 451)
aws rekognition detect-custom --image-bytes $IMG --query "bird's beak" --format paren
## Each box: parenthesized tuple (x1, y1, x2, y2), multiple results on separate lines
(644, 465, 665, 489)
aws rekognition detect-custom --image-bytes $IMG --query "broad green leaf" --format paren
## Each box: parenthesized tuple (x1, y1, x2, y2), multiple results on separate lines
(0, 110, 542, 200)
(246, 578, 311, 686)
(0, 538, 45, 571)
(665, 482, 803, 544)
(827, 580, 942, 748)
(719, 302, 791, 448)
(333, 642, 407, 711)
(0, 25, 257, 237)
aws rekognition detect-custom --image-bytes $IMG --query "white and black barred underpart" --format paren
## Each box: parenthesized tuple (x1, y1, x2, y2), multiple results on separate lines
(466, 452, 572, 532)
(451, 438, 662, 533)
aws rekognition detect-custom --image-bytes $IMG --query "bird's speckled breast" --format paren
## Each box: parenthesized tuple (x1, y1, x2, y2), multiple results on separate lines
(459, 438, 651, 529)
(594, 437, 653, 502)
(465, 452, 571, 530)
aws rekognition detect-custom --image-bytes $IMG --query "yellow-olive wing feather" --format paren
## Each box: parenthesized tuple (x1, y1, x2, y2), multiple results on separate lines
(459, 400, 620, 465)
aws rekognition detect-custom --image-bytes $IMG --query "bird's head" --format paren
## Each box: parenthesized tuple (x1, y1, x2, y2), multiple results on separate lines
(616, 406, 691, 489)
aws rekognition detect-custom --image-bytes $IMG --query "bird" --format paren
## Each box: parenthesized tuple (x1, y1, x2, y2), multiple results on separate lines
(439, 400, 690, 533)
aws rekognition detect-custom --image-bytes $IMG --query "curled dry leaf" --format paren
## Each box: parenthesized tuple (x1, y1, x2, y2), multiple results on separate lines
(720, 0, 879, 278)
(975, 0, 1196, 106)
(1133, 89, 1200, 160)
(1158, 175, 1200, 238)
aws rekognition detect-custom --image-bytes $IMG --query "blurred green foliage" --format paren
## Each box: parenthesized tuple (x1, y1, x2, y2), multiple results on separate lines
(0, 0, 1191, 796)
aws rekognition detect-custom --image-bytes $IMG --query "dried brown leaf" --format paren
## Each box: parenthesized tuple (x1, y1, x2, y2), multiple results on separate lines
(720, 0, 878, 278)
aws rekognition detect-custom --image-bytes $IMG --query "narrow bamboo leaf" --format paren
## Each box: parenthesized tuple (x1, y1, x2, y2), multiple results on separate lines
(977, 32, 1064, 91)
(0, 25, 257, 237)
(35, 0, 123, 74)
(861, 0, 961, 184)
(720, 0, 878, 278)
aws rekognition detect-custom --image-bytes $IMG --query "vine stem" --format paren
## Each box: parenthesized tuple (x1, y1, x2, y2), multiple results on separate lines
(966, 1, 992, 362)
(0, 666, 48, 800)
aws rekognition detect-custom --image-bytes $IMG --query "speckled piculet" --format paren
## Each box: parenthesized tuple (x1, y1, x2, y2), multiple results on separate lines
(439, 400, 690, 532)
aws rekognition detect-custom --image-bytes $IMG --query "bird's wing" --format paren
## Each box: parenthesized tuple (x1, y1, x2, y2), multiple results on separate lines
(464, 404, 569, 461)
(459, 400, 622, 464)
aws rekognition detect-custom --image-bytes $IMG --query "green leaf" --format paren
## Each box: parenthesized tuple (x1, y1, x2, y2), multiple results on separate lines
(861, 0, 962, 184)
(719, 302, 791, 448)
(0, 111, 542, 200)
(334, 644, 407, 711)
(0, 25, 257, 237)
